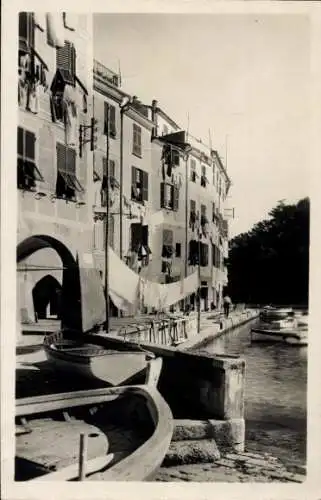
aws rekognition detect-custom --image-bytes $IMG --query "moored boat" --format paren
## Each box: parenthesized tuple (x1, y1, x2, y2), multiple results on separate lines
(15, 380, 173, 481)
(43, 330, 157, 387)
(251, 316, 308, 346)
(259, 306, 293, 321)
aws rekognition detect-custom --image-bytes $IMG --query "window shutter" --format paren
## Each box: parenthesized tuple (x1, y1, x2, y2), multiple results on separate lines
(57, 143, 66, 172)
(142, 171, 148, 201)
(160, 182, 165, 208)
(172, 148, 180, 166)
(25, 131, 35, 160)
(131, 223, 142, 252)
(131, 166, 136, 185)
(142, 225, 149, 247)
(190, 199, 196, 213)
(57, 41, 76, 84)
(66, 148, 76, 175)
(104, 102, 109, 135)
(173, 185, 179, 211)
(17, 127, 24, 156)
(109, 105, 116, 136)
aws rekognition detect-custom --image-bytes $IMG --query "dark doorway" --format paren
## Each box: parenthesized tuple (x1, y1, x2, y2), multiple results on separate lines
(32, 275, 62, 320)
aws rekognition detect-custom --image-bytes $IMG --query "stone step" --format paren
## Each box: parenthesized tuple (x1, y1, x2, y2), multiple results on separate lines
(163, 439, 221, 466)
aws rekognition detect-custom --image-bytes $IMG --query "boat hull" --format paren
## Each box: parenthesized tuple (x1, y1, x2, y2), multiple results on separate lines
(16, 385, 174, 482)
(251, 327, 307, 346)
(43, 333, 155, 386)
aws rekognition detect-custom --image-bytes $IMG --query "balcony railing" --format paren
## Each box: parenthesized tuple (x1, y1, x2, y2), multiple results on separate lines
(94, 59, 120, 87)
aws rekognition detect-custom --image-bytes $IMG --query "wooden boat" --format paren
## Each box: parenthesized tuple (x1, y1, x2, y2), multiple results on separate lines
(43, 331, 157, 387)
(15, 373, 173, 482)
(251, 317, 308, 346)
(259, 306, 293, 321)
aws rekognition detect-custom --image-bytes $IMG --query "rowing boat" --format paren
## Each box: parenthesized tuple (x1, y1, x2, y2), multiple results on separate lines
(15, 377, 173, 481)
(43, 331, 156, 386)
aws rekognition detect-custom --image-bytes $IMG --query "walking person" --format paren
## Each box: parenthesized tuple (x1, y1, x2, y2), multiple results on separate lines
(223, 294, 232, 318)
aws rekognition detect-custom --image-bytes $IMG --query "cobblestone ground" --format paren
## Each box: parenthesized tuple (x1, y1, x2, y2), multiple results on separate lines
(154, 451, 306, 483)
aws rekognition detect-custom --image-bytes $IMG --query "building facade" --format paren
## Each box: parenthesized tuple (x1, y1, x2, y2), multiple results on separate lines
(17, 13, 95, 328)
(91, 64, 231, 314)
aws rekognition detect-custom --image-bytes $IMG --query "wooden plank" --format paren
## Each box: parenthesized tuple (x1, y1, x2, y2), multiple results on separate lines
(33, 454, 114, 481)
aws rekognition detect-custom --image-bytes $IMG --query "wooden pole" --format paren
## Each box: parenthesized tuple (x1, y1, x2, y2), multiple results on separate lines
(78, 433, 88, 481)
(105, 104, 110, 333)
(197, 227, 201, 334)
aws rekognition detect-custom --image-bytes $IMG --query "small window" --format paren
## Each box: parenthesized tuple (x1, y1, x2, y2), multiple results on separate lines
(160, 182, 179, 211)
(56, 143, 83, 201)
(201, 165, 207, 187)
(104, 103, 117, 138)
(131, 166, 148, 203)
(162, 229, 173, 258)
(190, 159, 196, 182)
(133, 124, 142, 157)
(200, 243, 209, 267)
(17, 127, 44, 191)
(175, 243, 181, 258)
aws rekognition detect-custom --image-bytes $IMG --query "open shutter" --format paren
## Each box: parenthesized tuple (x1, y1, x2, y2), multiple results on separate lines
(142, 225, 149, 247)
(160, 182, 165, 208)
(109, 105, 116, 137)
(142, 171, 148, 201)
(104, 102, 109, 135)
(131, 223, 142, 252)
(172, 148, 180, 166)
(57, 143, 66, 172)
(173, 185, 179, 211)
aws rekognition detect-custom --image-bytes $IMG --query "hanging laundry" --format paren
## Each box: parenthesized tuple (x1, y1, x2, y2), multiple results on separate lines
(27, 79, 40, 114)
(46, 13, 65, 48)
(64, 85, 78, 146)
(20, 53, 31, 73)
(108, 247, 140, 306)
(18, 76, 28, 109)
(34, 12, 46, 31)
(142, 271, 199, 309)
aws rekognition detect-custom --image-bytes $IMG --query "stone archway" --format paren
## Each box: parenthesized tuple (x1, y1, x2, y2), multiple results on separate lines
(32, 274, 62, 320)
(17, 235, 81, 332)
(17, 234, 106, 336)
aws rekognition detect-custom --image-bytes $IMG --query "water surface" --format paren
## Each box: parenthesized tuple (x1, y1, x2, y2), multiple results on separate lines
(204, 320, 307, 466)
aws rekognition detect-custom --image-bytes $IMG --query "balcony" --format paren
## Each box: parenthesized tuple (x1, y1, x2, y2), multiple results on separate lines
(94, 59, 120, 87)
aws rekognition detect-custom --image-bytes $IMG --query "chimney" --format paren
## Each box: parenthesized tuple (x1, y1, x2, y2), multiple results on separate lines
(151, 99, 158, 138)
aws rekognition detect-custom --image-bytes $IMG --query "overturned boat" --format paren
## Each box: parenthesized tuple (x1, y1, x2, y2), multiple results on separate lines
(15, 379, 173, 482)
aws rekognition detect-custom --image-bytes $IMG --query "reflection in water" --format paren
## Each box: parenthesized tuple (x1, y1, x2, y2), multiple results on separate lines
(204, 321, 307, 466)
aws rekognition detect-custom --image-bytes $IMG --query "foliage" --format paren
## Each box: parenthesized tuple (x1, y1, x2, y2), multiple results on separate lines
(227, 198, 309, 306)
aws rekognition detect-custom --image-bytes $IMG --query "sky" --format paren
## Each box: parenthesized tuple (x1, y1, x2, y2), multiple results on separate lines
(94, 13, 311, 237)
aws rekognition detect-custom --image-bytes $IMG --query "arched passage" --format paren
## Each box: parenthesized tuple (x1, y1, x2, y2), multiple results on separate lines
(32, 274, 62, 320)
(17, 235, 81, 331)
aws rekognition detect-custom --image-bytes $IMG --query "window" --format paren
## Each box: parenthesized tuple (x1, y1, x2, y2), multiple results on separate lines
(132, 124, 142, 157)
(56, 143, 83, 200)
(212, 202, 216, 222)
(104, 103, 117, 138)
(56, 41, 76, 86)
(200, 204, 208, 226)
(130, 223, 149, 254)
(175, 243, 181, 258)
(101, 159, 118, 206)
(212, 244, 221, 268)
(201, 165, 207, 187)
(17, 127, 44, 190)
(200, 243, 209, 267)
(189, 199, 197, 228)
(190, 159, 196, 182)
(131, 166, 148, 203)
(19, 12, 35, 52)
(160, 182, 179, 211)
(162, 229, 173, 258)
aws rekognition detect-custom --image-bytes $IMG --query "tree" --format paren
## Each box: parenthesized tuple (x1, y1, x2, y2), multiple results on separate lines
(227, 198, 309, 306)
